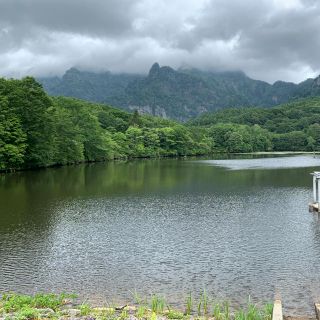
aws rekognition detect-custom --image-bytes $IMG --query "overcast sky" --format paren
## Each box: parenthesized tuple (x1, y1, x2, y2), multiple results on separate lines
(0, 0, 319, 83)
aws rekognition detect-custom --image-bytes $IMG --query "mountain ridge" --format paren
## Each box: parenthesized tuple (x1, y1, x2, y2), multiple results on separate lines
(38, 63, 320, 121)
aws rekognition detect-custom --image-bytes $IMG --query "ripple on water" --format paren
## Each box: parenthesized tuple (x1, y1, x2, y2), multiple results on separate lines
(0, 157, 320, 315)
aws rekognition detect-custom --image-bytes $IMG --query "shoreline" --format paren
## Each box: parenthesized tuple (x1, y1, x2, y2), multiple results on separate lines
(0, 293, 318, 320)
(1, 151, 319, 175)
(234, 151, 320, 155)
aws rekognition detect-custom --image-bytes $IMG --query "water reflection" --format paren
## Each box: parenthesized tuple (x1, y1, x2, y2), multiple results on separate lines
(0, 156, 320, 315)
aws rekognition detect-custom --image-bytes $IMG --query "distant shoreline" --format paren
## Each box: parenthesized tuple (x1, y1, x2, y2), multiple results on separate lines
(235, 151, 320, 155)
(1, 151, 319, 174)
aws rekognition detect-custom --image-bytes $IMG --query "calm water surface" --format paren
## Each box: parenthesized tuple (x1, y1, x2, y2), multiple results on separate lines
(1, 155, 320, 315)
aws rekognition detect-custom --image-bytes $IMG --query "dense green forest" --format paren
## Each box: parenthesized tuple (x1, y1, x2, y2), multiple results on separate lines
(189, 97, 320, 152)
(0, 77, 213, 171)
(1, 77, 320, 172)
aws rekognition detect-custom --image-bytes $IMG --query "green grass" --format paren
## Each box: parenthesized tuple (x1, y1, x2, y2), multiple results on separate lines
(120, 310, 128, 320)
(197, 297, 202, 316)
(131, 289, 143, 305)
(136, 305, 147, 319)
(202, 290, 209, 316)
(0, 292, 274, 320)
(1, 293, 76, 312)
(167, 310, 184, 319)
(197, 290, 209, 316)
(264, 303, 273, 320)
(150, 295, 166, 314)
(79, 303, 91, 316)
(185, 293, 193, 315)
(234, 301, 273, 320)
(224, 301, 231, 320)
(16, 306, 40, 320)
(150, 312, 157, 320)
(213, 302, 223, 320)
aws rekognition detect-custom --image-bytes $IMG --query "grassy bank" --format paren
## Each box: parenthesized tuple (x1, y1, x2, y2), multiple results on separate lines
(0, 293, 273, 320)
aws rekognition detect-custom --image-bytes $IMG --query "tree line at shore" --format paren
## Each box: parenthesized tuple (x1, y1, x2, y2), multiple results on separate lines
(189, 98, 320, 153)
(1, 77, 320, 171)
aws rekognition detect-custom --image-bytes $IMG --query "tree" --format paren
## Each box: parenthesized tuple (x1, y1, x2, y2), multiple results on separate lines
(307, 123, 320, 150)
(157, 127, 177, 156)
(125, 126, 145, 157)
(129, 110, 142, 127)
(0, 97, 27, 170)
(1, 77, 56, 167)
(272, 131, 308, 151)
(52, 104, 84, 165)
(225, 131, 251, 153)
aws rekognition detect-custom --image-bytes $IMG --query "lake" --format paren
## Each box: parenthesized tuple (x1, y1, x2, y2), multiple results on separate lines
(1, 155, 320, 315)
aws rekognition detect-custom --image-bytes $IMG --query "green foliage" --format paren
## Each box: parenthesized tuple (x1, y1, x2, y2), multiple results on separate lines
(1, 294, 33, 313)
(0, 96, 26, 170)
(213, 303, 223, 320)
(150, 295, 165, 314)
(150, 312, 157, 320)
(0, 77, 56, 167)
(0, 292, 274, 320)
(185, 293, 193, 315)
(272, 131, 308, 151)
(307, 123, 320, 150)
(197, 298, 202, 316)
(80, 303, 91, 316)
(129, 110, 142, 127)
(51, 105, 84, 165)
(201, 290, 209, 316)
(16, 306, 39, 320)
(0, 78, 212, 171)
(136, 305, 147, 319)
(191, 97, 320, 152)
(120, 310, 128, 320)
(167, 310, 184, 319)
(263, 303, 273, 320)
(1, 76, 319, 172)
(1, 293, 75, 312)
(131, 289, 143, 305)
(233, 302, 271, 320)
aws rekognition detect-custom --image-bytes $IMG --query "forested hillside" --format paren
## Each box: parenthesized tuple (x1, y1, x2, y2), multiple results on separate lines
(1, 77, 320, 172)
(39, 63, 320, 120)
(0, 77, 213, 171)
(189, 97, 320, 152)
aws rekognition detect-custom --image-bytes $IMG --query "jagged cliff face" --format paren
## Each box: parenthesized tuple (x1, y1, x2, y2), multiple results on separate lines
(38, 63, 320, 121)
(128, 104, 168, 118)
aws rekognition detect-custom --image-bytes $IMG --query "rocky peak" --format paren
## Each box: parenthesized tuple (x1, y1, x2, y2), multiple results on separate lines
(65, 67, 80, 75)
(148, 62, 160, 77)
(148, 63, 177, 82)
(63, 67, 81, 81)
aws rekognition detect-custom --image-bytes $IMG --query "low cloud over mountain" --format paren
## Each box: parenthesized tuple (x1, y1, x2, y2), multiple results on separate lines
(1, 0, 320, 82)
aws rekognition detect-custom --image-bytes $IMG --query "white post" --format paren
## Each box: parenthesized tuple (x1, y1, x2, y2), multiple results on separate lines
(317, 178, 320, 205)
(314, 176, 317, 203)
(315, 303, 320, 320)
(272, 300, 283, 320)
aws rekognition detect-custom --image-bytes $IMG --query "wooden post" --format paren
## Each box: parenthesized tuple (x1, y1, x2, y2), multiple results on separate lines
(272, 300, 283, 320)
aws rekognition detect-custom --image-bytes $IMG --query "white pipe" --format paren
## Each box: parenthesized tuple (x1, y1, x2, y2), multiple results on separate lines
(314, 176, 317, 203)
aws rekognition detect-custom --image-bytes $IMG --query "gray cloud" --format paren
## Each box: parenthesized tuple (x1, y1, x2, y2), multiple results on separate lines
(0, 0, 319, 82)
(0, 0, 136, 37)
